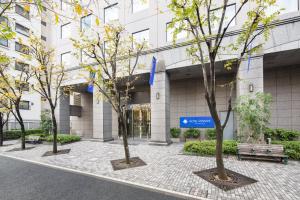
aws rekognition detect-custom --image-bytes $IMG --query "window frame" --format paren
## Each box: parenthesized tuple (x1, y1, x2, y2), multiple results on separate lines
(61, 51, 71, 67)
(15, 23, 30, 37)
(15, 4, 30, 19)
(0, 16, 9, 47)
(80, 14, 92, 31)
(104, 3, 119, 23)
(61, 22, 71, 39)
(15, 42, 29, 55)
(15, 61, 29, 72)
(19, 101, 30, 110)
(132, 28, 150, 47)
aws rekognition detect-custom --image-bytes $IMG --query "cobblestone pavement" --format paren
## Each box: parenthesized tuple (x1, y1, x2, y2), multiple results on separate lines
(1, 140, 300, 200)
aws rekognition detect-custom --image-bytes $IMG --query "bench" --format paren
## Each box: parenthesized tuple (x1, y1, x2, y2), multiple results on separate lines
(237, 143, 288, 164)
(25, 136, 41, 144)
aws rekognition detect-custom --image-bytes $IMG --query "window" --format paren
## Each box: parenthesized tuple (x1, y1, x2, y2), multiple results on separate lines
(15, 4, 30, 19)
(15, 23, 30, 36)
(0, 16, 8, 47)
(15, 42, 29, 55)
(166, 22, 187, 42)
(61, 23, 71, 39)
(81, 14, 91, 31)
(210, 4, 236, 30)
(61, 52, 71, 67)
(41, 35, 46, 41)
(132, 29, 149, 46)
(267, 0, 299, 15)
(15, 61, 29, 71)
(19, 101, 30, 110)
(104, 3, 119, 23)
(16, 81, 30, 92)
(132, 0, 149, 13)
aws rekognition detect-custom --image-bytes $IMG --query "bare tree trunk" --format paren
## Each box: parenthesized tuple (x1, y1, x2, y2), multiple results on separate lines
(0, 113, 3, 146)
(215, 124, 227, 180)
(50, 106, 58, 153)
(119, 112, 130, 164)
(20, 121, 26, 150)
(15, 107, 26, 150)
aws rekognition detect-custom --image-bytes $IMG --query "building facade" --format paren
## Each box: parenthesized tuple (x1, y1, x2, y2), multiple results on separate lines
(16, 0, 300, 143)
(0, 4, 45, 130)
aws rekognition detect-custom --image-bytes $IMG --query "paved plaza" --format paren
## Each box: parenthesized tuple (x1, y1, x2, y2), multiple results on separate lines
(0, 140, 300, 200)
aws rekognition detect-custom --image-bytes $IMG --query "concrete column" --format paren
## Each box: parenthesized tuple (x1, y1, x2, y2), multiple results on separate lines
(149, 60, 171, 145)
(93, 89, 113, 142)
(57, 91, 70, 134)
(237, 56, 264, 97)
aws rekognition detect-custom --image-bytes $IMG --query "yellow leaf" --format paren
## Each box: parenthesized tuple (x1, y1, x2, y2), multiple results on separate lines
(75, 4, 82, 15)
(24, 4, 30, 12)
(95, 17, 100, 26)
(55, 13, 59, 24)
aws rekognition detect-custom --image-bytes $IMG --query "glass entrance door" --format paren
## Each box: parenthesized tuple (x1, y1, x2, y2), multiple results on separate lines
(127, 104, 151, 139)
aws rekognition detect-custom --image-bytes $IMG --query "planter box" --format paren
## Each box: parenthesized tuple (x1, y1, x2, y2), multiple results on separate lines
(185, 138, 200, 142)
(171, 138, 180, 143)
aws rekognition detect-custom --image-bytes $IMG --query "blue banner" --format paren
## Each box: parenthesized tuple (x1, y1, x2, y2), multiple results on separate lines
(86, 72, 95, 93)
(149, 56, 157, 86)
(180, 116, 215, 128)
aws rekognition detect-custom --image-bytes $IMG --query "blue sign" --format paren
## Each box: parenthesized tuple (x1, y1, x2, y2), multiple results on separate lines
(180, 116, 215, 128)
(149, 56, 157, 86)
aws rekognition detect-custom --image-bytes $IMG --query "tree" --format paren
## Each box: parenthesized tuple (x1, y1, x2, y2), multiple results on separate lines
(168, 0, 280, 180)
(29, 36, 66, 154)
(0, 53, 32, 149)
(73, 24, 145, 164)
(235, 92, 272, 143)
(0, 106, 10, 146)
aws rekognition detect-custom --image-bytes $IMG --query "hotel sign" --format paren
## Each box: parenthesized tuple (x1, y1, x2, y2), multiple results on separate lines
(180, 116, 215, 128)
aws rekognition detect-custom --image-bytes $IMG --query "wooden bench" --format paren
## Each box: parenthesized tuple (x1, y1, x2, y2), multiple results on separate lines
(25, 136, 41, 144)
(237, 143, 288, 164)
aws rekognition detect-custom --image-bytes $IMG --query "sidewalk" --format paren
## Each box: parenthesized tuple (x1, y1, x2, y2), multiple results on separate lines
(0, 140, 300, 200)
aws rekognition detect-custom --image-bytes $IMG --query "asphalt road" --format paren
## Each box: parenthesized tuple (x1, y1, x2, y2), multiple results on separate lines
(0, 155, 184, 200)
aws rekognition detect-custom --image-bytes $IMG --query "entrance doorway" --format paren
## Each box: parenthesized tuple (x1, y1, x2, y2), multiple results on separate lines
(127, 104, 151, 140)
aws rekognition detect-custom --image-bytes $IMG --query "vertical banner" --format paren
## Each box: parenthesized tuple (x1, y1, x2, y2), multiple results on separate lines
(149, 56, 157, 86)
(87, 72, 95, 93)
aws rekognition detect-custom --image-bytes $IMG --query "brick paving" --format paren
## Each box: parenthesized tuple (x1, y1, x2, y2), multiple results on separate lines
(0, 140, 300, 200)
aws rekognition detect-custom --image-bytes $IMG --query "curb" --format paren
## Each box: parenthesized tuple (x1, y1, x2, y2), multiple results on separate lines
(0, 153, 210, 200)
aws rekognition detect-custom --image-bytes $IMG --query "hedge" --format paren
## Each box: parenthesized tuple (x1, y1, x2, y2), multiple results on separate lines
(170, 128, 181, 138)
(184, 128, 201, 138)
(205, 129, 216, 140)
(46, 134, 81, 144)
(184, 140, 300, 160)
(264, 128, 300, 141)
(4, 129, 43, 140)
(184, 140, 237, 156)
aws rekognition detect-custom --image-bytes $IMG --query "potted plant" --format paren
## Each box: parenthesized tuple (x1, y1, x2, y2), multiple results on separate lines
(170, 128, 181, 143)
(184, 128, 201, 142)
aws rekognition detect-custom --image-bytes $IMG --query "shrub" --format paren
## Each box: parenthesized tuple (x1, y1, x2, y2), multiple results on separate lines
(46, 134, 81, 144)
(234, 92, 272, 142)
(184, 128, 201, 138)
(264, 128, 300, 141)
(25, 133, 48, 141)
(184, 140, 300, 160)
(272, 141, 300, 160)
(4, 129, 43, 140)
(205, 129, 216, 140)
(170, 128, 181, 138)
(41, 110, 52, 134)
(184, 140, 237, 155)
